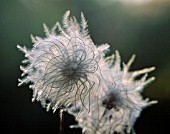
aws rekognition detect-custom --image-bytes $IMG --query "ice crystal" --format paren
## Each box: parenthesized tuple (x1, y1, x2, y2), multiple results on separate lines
(67, 51, 157, 134)
(17, 11, 108, 112)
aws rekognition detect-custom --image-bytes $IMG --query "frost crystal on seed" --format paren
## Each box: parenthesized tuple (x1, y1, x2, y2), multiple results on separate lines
(67, 51, 157, 134)
(17, 11, 106, 112)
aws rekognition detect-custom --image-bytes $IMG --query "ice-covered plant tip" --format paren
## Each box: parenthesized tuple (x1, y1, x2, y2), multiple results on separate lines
(18, 11, 157, 134)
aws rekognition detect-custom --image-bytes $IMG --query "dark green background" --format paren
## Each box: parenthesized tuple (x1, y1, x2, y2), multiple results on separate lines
(0, 0, 170, 134)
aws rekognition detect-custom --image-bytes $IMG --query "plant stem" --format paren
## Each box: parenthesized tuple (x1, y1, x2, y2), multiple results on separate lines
(60, 108, 64, 134)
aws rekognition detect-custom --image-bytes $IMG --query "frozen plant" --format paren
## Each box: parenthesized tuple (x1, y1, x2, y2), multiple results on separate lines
(17, 11, 109, 112)
(17, 11, 157, 134)
(67, 51, 157, 134)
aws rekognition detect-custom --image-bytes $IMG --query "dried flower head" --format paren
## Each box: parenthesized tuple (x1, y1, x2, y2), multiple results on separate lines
(68, 51, 157, 134)
(17, 11, 106, 112)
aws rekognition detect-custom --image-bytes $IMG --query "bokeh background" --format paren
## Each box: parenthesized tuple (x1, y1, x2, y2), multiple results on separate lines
(0, 0, 170, 134)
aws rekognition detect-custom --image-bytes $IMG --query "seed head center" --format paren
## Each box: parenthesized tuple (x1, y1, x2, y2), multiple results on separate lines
(62, 59, 85, 80)
(102, 92, 120, 110)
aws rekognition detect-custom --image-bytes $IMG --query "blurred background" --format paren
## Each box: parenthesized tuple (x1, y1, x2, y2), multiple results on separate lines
(0, 0, 170, 134)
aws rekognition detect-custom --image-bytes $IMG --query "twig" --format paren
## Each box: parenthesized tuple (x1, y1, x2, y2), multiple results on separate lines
(60, 108, 64, 134)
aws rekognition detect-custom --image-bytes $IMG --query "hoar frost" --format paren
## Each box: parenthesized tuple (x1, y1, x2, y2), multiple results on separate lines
(68, 51, 157, 134)
(18, 11, 157, 134)
(17, 11, 105, 112)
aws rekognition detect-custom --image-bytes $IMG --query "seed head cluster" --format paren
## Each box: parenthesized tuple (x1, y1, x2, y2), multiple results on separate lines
(18, 11, 157, 134)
